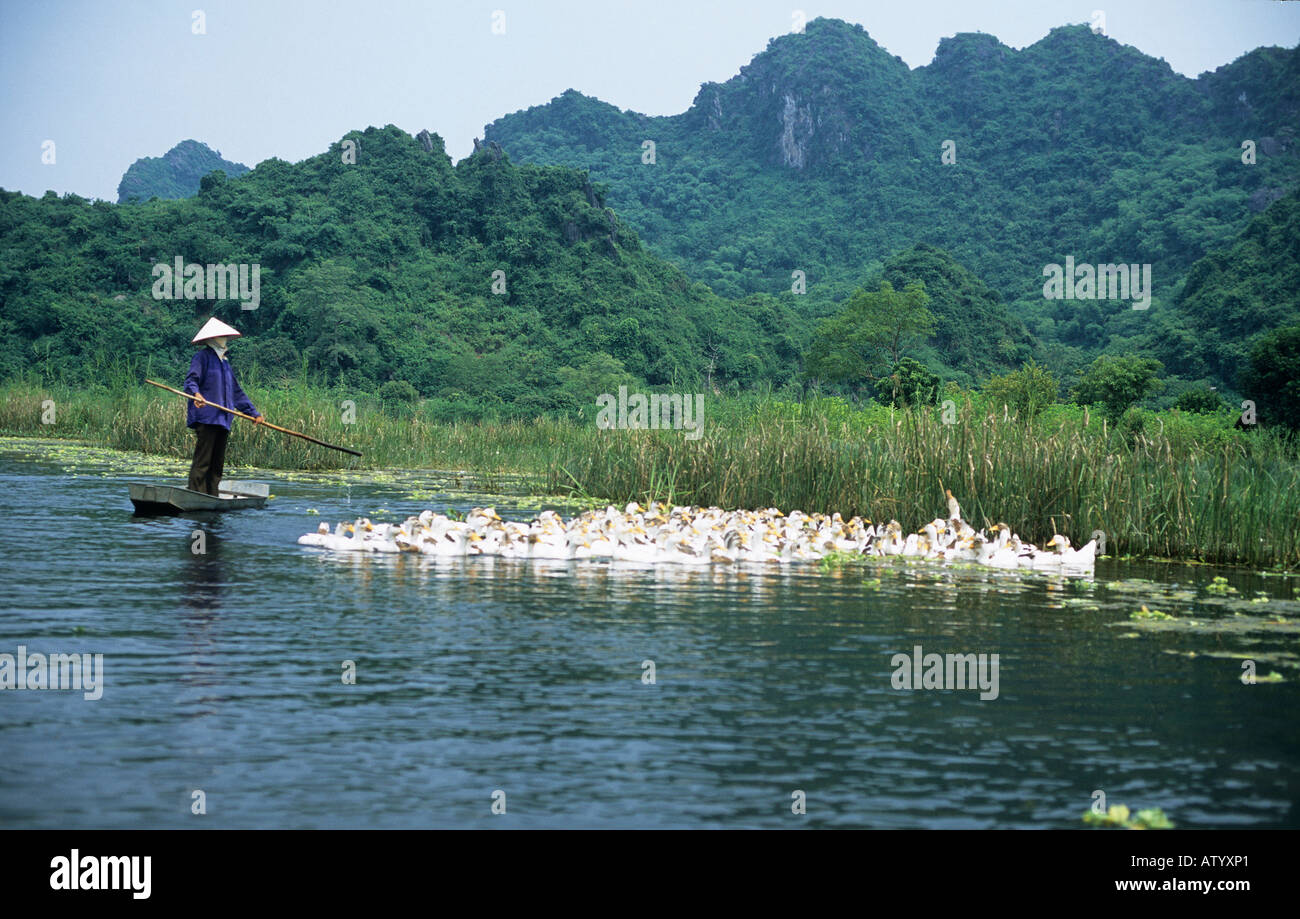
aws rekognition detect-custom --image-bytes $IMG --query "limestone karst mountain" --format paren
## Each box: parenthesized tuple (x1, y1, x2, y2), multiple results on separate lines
(117, 140, 250, 204)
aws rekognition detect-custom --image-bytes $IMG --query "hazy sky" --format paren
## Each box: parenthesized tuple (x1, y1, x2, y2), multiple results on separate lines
(2, 0, 1297, 201)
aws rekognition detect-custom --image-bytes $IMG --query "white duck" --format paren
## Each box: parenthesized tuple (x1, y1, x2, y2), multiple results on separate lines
(1046, 534, 1097, 568)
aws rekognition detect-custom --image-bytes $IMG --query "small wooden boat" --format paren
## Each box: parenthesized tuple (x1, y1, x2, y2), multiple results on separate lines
(129, 480, 269, 515)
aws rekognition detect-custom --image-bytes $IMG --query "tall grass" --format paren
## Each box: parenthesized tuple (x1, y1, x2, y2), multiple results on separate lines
(0, 375, 565, 476)
(2, 378, 1296, 566)
(549, 395, 1299, 567)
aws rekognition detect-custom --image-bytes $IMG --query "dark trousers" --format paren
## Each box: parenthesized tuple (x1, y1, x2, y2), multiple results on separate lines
(188, 424, 230, 496)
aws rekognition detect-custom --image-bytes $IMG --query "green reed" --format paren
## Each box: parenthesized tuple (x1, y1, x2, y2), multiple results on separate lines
(1, 378, 1295, 567)
(0, 376, 570, 474)
(547, 396, 1299, 568)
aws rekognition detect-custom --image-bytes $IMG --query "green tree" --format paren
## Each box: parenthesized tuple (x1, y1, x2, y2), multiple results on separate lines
(982, 359, 1059, 419)
(1070, 354, 1163, 422)
(884, 357, 941, 407)
(1239, 325, 1300, 430)
(379, 379, 420, 416)
(555, 352, 629, 416)
(804, 281, 934, 395)
(1173, 385, 1225, 414)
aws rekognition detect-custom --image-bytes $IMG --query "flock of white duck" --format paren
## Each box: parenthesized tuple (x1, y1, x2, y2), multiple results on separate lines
(298, 489, 1098, 573)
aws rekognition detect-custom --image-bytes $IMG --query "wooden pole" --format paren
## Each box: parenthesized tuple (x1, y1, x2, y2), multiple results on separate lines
(145, 379, 362, 457)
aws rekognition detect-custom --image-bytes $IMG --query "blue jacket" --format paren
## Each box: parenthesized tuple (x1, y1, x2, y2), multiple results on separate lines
(184, 346, 260, 430)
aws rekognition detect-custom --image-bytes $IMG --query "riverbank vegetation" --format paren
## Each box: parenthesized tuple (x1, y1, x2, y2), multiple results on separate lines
(3, 374, 1296, 568)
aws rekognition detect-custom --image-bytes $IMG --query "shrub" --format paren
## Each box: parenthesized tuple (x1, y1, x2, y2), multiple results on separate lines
(982, 360, 1059, 420)
(1070, 354, 1163, 423)
(882, 357, 941, 407)
(1173, 385, 1225, 414)
(379, 379, 419, 416)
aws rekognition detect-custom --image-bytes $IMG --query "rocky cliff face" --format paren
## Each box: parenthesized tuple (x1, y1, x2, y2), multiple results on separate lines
(680, 18, 921, 170)
(778, 94, 816, 168)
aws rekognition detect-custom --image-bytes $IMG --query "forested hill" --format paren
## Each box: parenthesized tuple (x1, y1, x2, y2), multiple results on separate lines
(1153, 185, 1300, 386)
(4, 20, 1297, 413)
(484, 17, 1300, 387)
(117, 140, 250, 203)
(1, 126, 801, 415)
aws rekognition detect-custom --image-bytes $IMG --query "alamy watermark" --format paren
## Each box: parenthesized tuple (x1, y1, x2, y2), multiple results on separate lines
(50, 849, 150, 899)
(596, 386, 704, 440)
(1043, 256, 1151, 310)
(891, 644, 999, 700)
(0, 645, 103, 700)
(152, 257, 260, 310)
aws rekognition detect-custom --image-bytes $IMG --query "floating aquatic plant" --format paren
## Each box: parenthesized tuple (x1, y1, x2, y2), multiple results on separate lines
(1205, 576, 1238, 595)
(818, 549, 870, 571)
(1083, 805, 1174, 829)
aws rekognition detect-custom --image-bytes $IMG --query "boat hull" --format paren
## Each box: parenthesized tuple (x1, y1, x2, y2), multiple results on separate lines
(128, 481, 268, 515)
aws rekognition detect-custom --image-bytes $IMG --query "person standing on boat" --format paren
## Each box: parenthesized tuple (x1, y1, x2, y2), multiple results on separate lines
(184, 318, 265, 495)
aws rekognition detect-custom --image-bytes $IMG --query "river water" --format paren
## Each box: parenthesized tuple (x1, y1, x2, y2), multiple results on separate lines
(1, 444, 1296, 828)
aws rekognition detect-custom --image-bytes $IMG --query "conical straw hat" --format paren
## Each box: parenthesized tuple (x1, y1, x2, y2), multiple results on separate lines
(191, 317, 242, 344)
